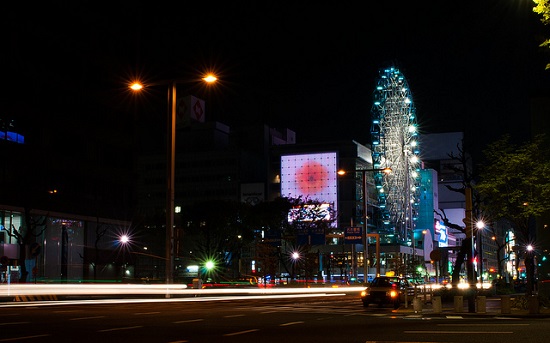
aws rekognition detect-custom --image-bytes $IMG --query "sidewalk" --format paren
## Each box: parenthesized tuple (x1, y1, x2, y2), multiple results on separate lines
(396, 295, 550, 318)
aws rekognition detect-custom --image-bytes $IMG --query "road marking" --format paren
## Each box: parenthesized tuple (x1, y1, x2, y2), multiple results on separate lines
(134, 311, 161, 315)
(280, 321, 305, 326)
(0, 322, 29, 326)
(223, 329, 260, 336)
(224, 314, 245, 318)
(173, 319, 204, 324)
(405, 330, 513, 334)
(0, 334, 50, 341)
(437, 323, 531, 326)
(53, 310, 82, 313)
(260, 311, 278, 314)
(98, 326, 143, 332)
(70, 316, 106, 321)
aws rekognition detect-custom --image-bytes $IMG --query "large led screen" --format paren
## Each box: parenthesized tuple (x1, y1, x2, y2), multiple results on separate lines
(281, 152, 337, 217)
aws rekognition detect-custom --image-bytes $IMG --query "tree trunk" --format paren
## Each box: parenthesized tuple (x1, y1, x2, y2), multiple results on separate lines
(18, 243, 28, 283)
(525, 254, 536, 296)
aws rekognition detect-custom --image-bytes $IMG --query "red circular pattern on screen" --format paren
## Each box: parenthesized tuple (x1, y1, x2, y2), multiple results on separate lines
(296, 161, 330, 194)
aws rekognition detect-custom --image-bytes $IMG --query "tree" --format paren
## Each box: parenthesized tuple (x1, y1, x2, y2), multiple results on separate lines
(533, 0, 550, 69)
(475, 134, 550, 296)
(5, 208, 47, 283)
(432, 139, 480, 287)
(182, 199, 254, 280)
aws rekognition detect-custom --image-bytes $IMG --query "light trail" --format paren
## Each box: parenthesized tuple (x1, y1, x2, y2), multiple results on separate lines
(0, 284, 363, 297)
(0, 291, 354, 308)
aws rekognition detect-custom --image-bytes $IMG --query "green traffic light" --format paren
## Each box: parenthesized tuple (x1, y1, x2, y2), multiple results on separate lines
(205, 260, 215, 270)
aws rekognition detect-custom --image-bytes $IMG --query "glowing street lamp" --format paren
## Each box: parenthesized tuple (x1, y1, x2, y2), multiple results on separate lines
(119, 234, 130, 245)
(130, 74, 217, 285)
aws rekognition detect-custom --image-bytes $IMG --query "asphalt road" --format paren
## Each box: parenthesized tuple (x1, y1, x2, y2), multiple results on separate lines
(1, 294, 549, 343)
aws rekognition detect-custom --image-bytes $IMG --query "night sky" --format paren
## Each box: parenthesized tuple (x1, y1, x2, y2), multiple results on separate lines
(3, 1, 550, 162)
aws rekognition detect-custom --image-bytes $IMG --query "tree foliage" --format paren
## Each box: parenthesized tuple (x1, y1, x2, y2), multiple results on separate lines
(476, 134, 550, 229)
(533, 0, 550, 69)
(475, 134, 550, 295)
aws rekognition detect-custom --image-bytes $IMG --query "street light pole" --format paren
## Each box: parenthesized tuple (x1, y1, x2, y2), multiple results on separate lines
(166, 81, 177, 285)
(361, 169, 368, 281)
(476, 220, 485, 285)
(130, 74, 217, 286)
(338, 167, 391, 282)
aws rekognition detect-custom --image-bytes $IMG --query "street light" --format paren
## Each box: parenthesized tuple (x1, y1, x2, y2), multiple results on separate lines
(291, 252, 300, 282)
(119, 234, 130, 281)
(338, 167, 391, 281)
(130, 74, 218, 285)
(476, 220, 485, 284)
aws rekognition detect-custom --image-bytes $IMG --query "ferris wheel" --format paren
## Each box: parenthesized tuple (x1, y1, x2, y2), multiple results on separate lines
(370, 67, 421, 243)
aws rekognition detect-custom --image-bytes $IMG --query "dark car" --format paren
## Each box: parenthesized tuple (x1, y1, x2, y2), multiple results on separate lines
(360, 276, 414, 309)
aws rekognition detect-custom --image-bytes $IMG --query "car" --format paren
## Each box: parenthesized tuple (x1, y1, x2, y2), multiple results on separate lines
(360, 276, 415, 309)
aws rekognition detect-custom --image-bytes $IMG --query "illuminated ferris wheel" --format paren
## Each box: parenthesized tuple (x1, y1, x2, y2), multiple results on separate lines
(370, 67, 421, 243)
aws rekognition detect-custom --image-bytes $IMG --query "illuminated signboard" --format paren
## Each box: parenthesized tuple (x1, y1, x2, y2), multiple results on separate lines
(281, 152, 337, 216)
(435, 220, 448, 247)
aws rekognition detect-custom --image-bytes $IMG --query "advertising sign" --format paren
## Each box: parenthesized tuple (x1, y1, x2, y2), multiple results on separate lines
(344, 226, 363, 244)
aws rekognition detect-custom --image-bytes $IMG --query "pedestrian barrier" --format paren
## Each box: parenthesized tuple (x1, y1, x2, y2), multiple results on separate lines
(476, 295, 486, 313)
(453, 295, 463, 312)
(529, 295, 540, 314)
(413, 297, 423, 313)
(501, 295, 511, 314)
(15, 294, 58, 302)
(432, 295, 442, 313)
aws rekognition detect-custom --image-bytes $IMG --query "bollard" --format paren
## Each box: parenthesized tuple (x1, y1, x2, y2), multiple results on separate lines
(454, 295, 463, 313)
(501, 295, 511, 314)
(423, 284, 427, 303)
(529, 296, 540, 314)
(432, 295, 442, 314)
(413, 297, 423, 313)
(476, 296, 486, 313)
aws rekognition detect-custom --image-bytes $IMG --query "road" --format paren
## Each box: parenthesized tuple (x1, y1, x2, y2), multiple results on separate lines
(1, 294, 549, 343)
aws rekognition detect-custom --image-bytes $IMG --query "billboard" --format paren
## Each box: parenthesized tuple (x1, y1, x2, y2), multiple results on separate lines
(176, 95, 206, 128)
(281, 152, 337, 208)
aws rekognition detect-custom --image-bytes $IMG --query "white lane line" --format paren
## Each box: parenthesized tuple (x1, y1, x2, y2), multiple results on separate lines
(0, 334, 50, 341)
(280, 321, 305, 326)
(405, 330, 513, 334)
(223, 329, 260, 336)
(224, 314, 245, 318)
(53, 310, 82, 313)
(134, 311, 161, 315)
(98, 326, 143, 332)
(0, 322, 29, 326)
(437, 323, 531, 327)
(70, 316, 106, 321)
(173, 319, 204, 324)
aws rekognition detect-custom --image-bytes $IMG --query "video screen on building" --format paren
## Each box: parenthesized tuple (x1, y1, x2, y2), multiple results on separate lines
(287, 203, 332, 223)
(281, 152, 337, 221)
